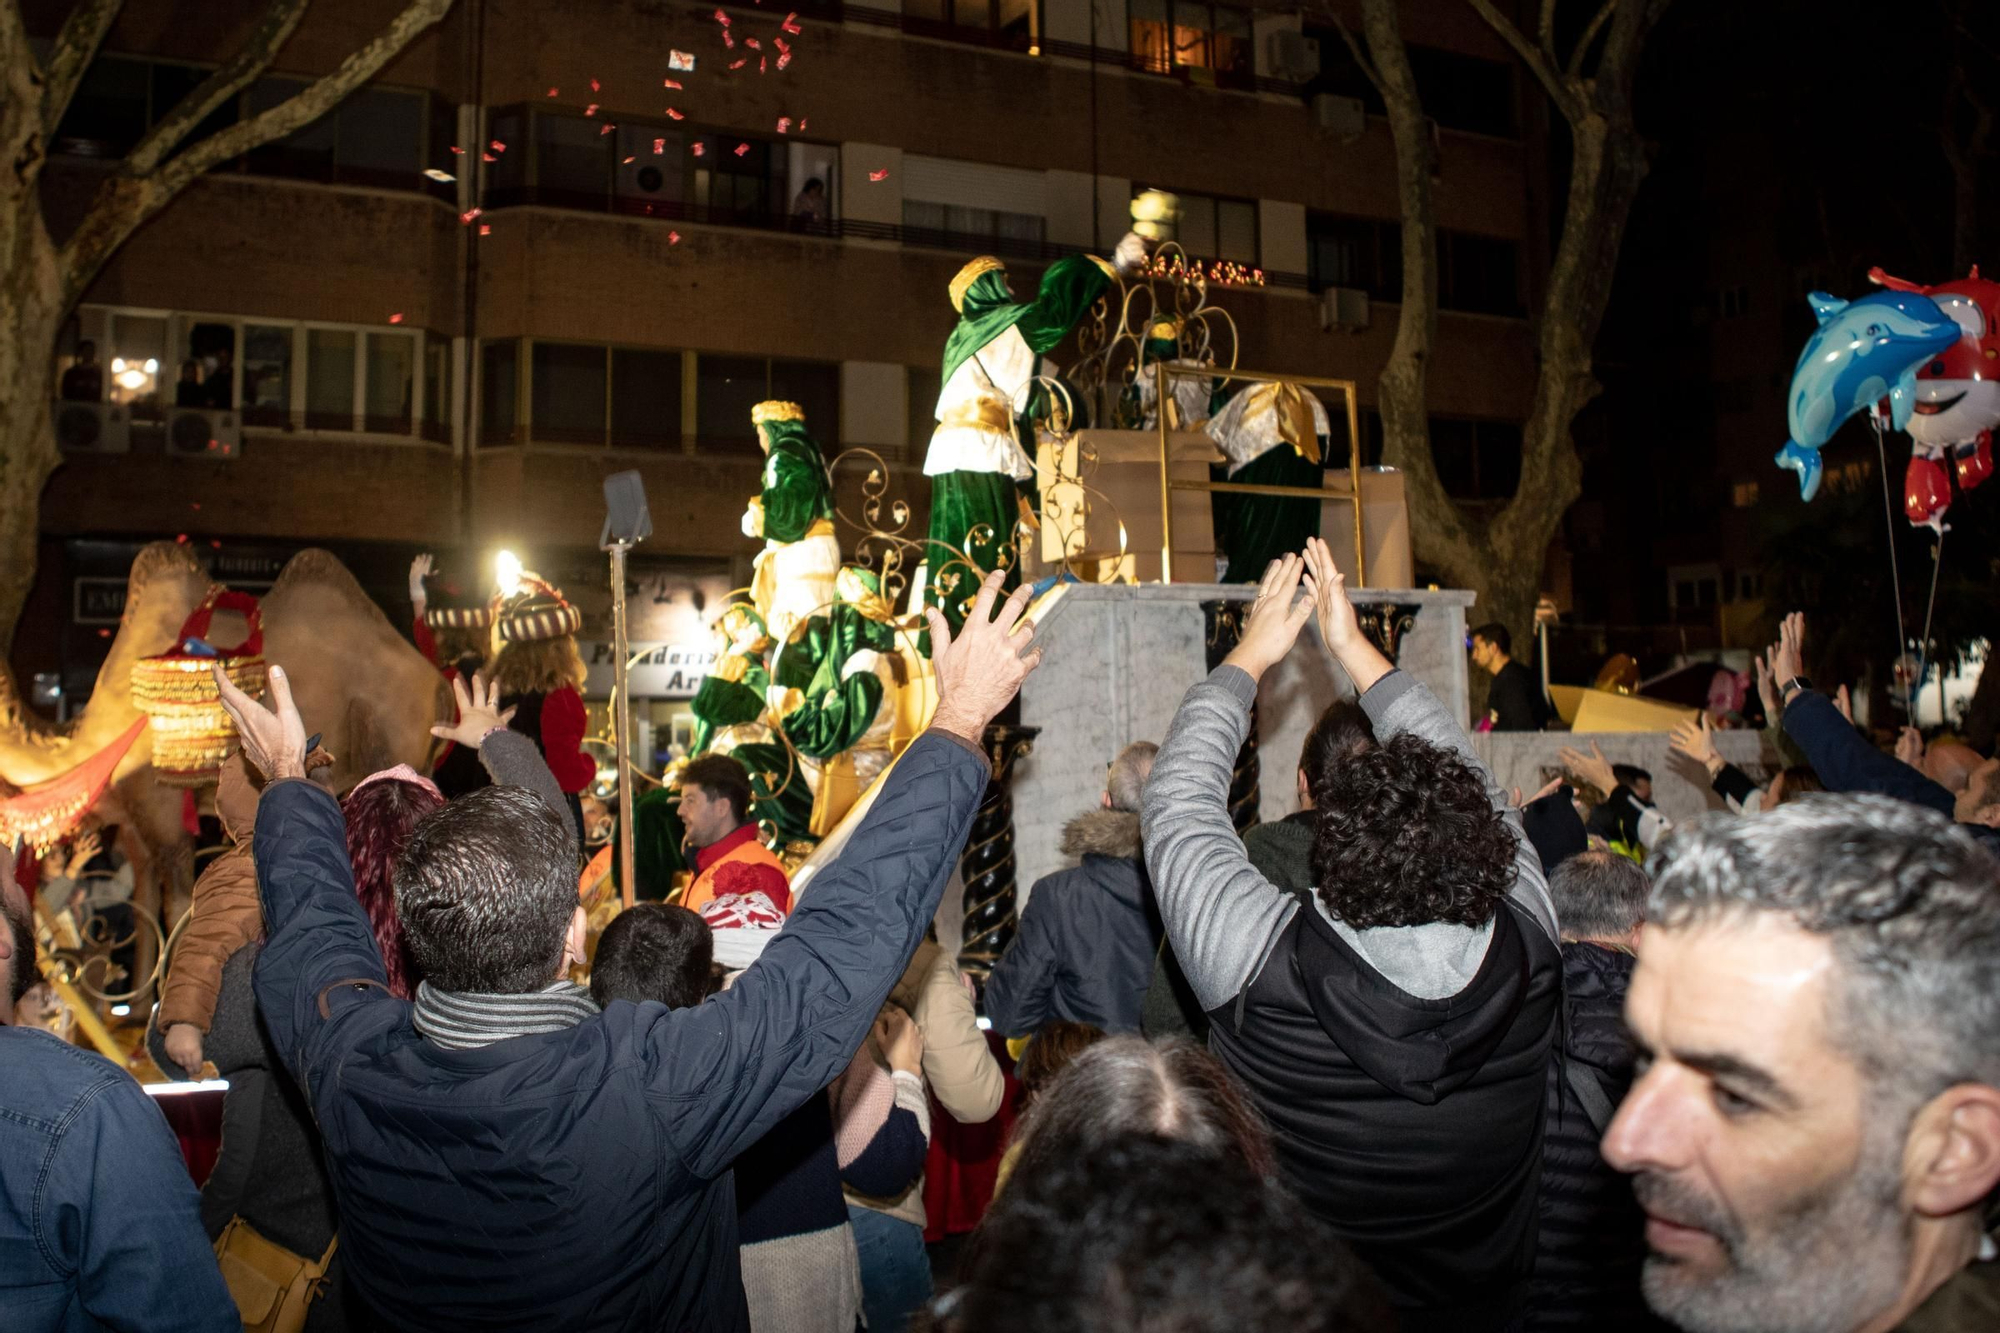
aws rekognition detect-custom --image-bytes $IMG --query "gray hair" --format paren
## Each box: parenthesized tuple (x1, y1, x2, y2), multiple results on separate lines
(1646, 794, 2000, 1103)
(1550, 850, 1650, 942)
(395, 786, 577, 994)
(1107, 742, 1158, 814)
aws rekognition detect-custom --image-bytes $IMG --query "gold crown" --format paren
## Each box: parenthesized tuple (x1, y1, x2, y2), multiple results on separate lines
(1148, 316, 1182, 341)
(751, 400, 805, 424)
(950, 256, 1007, 312)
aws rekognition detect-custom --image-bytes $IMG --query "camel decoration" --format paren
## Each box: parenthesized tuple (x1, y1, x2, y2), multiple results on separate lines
(3, 542, 447, 993)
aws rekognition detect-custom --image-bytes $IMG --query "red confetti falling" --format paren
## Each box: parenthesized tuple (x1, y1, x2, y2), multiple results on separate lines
(868, 168, 889, 182)
(460, 207, 483, 224)
(781, 11, 802, 31)
(97, 628, 111, 638)
(654, 136, 668, 153)
(729, 57, 747, 68)
(585, 103, 599, 116)
(670, 50, 697, 72)
(491, 140, 506, 152)
(723, 30, 735, 47)
(775, 36, 790, 53)
(775, 51, 790, 69)
(389, 313, 405, 324)
(176, 534, 189, 544)
(547, 87, 559, 97)
(600, 122, 615, 135)
(759, 56, 768, 73)
(210, 540, 222, 549)
(669, 231, 682, 244)
(713, 7, 731, 22)
(776, 116, 791, 133)
(449, 145, 465, 154)
(591, 78, 601, 92)
(664, 78, 683, 89)
(798, 116, 807, 130)
(191, 502, 202, 510)
(481, 152, 497, 162)
(692, 142, 707, 156)
(745, 36, 762, 49)
(666, 108, 684, 120)
(734, 141, 750, 156)
(479, 223, 492, 235)
(621, 155, 636, 164)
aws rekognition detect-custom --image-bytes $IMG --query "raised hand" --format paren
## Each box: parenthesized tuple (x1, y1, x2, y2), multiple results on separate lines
(431, 673, 518, 749)
(925, 570, 1044, 746)
(1834, 684, 1853, 725)
(1557, 740, 1619, 798)
(1222, 554, 1315, 683)
(214, 664, 308, 782)
(1301, 537, 1392, 693)
(1770, 612, 1806, 694)
(1113, 230, 1150, 276)
(409, 553, 434, 606)
(1753, 654, 1782, 726)
(1510, 776, 1567, 809)
(1668, 713, 1723, 776)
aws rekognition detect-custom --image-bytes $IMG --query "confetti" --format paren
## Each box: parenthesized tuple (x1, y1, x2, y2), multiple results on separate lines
(423, 167, 456, 182)
(798, 116, 807, 130)
(734, 141, 749, 156)
(210, 539, 222, 549)
(389, 313, 405, 325)
(666, 108, 684, 120)
(449, 145, 465, 155)
(729, 57, 747, 68)
(590, 78, 601, 92)
(547, 87, 559, 97)
(481, 152, 497, 162)
(713, 7, 730, 22)
(759, 56, 768, 73)
(745, 37, 762, 49)
(868, 168, 889, 182)
(191, 502, 201, 510)
(490, 139, 506, 152)
(479, 223, 492, 235)
(776, 116, 791, 133)
(781, 10, 801, 31)
(775, 36, 790, 53)
(692, 142, 707, 156)
(664, 78, 683, 89)
(670, 50, 697, 71)
(722, 30, 735, 47)
(621, 155, 636, 164)
(585, 103, 599, 116)
(775, 51, 790, 69)
(654, 136, 668, 153)
(669, 231, 682, 244)
(176, 534, 188, 544)
(460, 207, 483, 224)
(600, 122, 616, 135)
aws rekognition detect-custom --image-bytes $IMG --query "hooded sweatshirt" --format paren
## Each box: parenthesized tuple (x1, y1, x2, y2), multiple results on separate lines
(983, 808, 1161, 1036)
(1143, 666, 1559, 1333)
(157, 753, 266, 1032)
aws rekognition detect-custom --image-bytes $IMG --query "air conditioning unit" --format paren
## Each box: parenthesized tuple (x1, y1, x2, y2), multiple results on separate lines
(1315, 93, 1366, 141)
(52, 400, 130, 454)
(165, 407, 241, 459)
(1266, 30, 1321, 82)
(1320, 287, 1371, 333)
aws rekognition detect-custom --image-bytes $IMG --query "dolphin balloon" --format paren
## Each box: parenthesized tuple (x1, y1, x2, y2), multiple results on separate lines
(1776, 289, 1961, 501)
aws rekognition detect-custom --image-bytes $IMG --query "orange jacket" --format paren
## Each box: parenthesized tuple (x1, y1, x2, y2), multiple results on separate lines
(156, 754, 265, 1032)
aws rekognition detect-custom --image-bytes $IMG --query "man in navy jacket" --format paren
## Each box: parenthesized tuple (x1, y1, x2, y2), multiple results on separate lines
(215, 570, 1042, 1332)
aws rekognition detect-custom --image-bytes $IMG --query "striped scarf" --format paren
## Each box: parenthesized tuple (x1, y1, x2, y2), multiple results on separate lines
(413, 980, 599, 1051)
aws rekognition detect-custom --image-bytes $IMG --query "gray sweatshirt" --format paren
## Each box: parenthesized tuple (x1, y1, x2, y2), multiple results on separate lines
(1141, 666, 1556, 1014)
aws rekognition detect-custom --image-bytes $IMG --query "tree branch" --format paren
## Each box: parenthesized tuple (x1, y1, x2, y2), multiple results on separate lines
(39, 0, 123, 137)
(59, 0, 452, 311)
(1324, 10, 1384, 98)
(1465, 0, 1578, 122)
(122, 0, 313, 179)
(1536, 0, 1560, 73)
(1564, 0, 1618, 79)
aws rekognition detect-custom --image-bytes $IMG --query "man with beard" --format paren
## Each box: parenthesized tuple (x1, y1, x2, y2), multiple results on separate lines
(1603, 794, 2000, 1333)
(0, 844, 235, 1330)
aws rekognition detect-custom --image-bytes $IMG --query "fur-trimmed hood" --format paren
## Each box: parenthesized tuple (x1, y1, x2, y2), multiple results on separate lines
(1060, 808, 1142, 861)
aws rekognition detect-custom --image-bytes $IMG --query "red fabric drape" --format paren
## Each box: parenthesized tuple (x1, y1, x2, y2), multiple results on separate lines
(922, 1030, 1020, 1242)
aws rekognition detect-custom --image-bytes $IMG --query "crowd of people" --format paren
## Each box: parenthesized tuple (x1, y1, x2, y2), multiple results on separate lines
(5, 544, 2000, 1333)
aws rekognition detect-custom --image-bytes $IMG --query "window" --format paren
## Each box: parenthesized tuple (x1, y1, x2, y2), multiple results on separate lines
(148, 63, 238, 157)
(611, 349, 683, 448)
(1429, 416, 1521, 499)
(532, 343, 610, 444)
(306, 330, 357, 430)
(900, 0, 1036, 44)
(695, 355, 838, 454)
(694, 136, 787, 225)
(1130, 0, 1251, 78)
(902, 202, 1046, 251)
(365, 331, 416, 433)
(518, 343, 686, 448)
(536, 112, 612, 208)
(1732, 480, 1761, 509)
(615, 125, 685, 216)
(53, 56, 149, 155)
(1307, 215, 1401, 299)
(480, 340, 520, 446)
(242, 325, 294, 427)
(1322, 403, 1384, 470)
(1306, 38, 1516, 137)
(908, 365, 943, 458)
(238, 77, 432, 189)
(1134, 188, 1256, 263)
(1439, 232, 1521, 316)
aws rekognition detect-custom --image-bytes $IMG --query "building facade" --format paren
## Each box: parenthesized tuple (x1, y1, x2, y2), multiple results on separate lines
(23, 0, 1544, 743)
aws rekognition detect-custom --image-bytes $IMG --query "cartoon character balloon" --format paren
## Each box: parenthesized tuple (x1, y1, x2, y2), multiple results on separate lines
(1869, 266, 2000, 527)
(1777, 289, 1961, 501)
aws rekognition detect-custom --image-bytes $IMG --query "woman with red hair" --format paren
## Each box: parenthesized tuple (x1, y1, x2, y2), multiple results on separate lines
(341, 765, 445, 1000)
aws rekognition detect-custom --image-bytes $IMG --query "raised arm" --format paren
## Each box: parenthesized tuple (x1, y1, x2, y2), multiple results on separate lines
(1304, 538, 1556, 941)
(648, 571, 1041, 1176)
(1143, 554, 1317, 1016)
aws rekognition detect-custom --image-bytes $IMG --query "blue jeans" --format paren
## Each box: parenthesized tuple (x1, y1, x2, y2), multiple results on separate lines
(846, 1204, 931, 1333)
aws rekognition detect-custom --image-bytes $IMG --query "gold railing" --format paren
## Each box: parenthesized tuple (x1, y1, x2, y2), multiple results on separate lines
(1153, 364, 1367, 588)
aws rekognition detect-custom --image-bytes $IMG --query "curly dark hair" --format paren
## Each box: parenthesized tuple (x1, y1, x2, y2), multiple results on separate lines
(1309, 732, 1519, 929)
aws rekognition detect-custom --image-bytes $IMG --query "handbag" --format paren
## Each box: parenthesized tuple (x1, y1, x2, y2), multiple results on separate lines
(132, 589, 267, 787)
(212, 1215, 338, 1333)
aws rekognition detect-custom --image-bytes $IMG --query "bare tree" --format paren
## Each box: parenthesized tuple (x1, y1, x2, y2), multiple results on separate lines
(0, 0, 454, 653)
(1328, 0, 1670, 644)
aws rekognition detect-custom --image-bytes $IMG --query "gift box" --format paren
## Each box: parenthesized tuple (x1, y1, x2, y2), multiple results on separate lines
(1037, 429, 1218, 584)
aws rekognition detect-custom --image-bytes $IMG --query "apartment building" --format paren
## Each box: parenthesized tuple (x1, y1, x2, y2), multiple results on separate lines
(22, 0, 1544, 745)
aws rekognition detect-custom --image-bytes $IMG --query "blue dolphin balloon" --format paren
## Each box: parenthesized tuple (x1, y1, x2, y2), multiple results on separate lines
(1777, 289, 1960, 501)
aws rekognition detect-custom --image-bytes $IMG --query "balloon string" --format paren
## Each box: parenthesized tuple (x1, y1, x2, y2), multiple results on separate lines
(1872, 416, 1912, 715)
(1912, 525, 1947, 726)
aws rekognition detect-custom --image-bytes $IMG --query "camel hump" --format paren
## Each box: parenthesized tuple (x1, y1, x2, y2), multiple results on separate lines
(263, 548, 394, 628)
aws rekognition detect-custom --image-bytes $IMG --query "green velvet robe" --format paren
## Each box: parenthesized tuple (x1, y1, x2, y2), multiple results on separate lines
(1212, 445, 1325, 584)
(756, 420, 836, 543)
